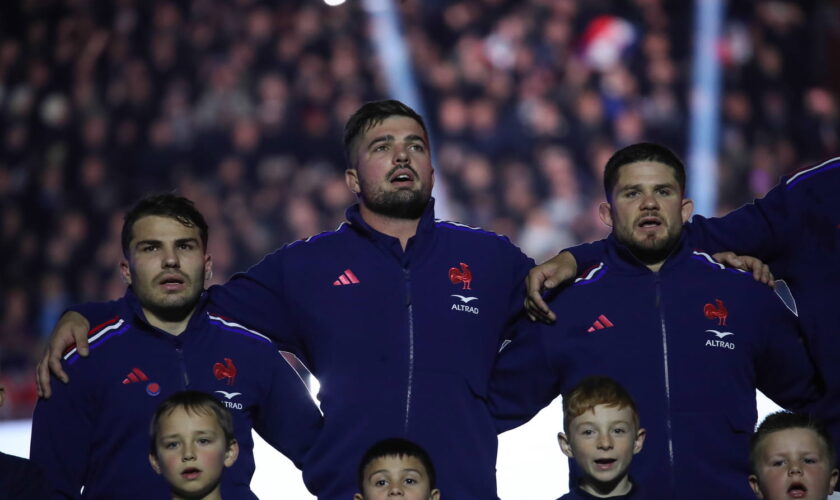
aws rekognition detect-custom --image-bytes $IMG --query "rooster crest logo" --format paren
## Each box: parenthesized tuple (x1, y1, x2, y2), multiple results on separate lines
(213, 358, 237, 386)
(703, 299, 728, 326)
(449, 262, 472, 290)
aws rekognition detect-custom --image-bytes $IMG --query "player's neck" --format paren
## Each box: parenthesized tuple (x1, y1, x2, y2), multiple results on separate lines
(359, 205, 420, 250)
(142, 306, 196, 335)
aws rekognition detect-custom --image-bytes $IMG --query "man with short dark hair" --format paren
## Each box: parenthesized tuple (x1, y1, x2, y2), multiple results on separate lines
(40, 101, 534, 499)
(489, 143, 822, 500)
(31, 194, 321, 499)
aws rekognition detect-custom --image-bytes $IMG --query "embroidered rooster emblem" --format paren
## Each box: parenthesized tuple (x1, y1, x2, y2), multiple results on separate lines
(213, 358, 237, 386)
(449, 262, 472, 290)
(703, 299, 728, 326)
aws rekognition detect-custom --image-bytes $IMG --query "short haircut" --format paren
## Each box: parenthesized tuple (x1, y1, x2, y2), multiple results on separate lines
(343, 99, 429, 169)
(603, 142, 686, 201)
(357, 438, 436, 492)
(749, 411, 836, 474)
(121, 193, 209, 258)
(563, 376, 640, 433)
(149, 391, 235, 456)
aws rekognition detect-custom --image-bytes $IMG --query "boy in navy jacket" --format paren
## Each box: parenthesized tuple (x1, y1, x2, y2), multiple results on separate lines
(30, 194, 322, 499)
(491, 143, 823, 500)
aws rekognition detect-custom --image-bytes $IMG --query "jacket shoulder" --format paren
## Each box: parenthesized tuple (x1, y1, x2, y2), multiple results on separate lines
(205, 313, 276, 348)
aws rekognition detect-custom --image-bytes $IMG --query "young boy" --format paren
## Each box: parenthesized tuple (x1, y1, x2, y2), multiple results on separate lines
(354, 438, 440, 500)
(149, 391, 240, 500)
(557, 376, 646, 499)
(749, 411, 839, 500)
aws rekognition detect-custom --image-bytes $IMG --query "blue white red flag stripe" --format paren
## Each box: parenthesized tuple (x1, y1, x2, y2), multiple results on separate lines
(574, 262, 607, 285)
(207, 314, 273, 344)
(786, 157, 840, 189)
(63, 318, 126, 361)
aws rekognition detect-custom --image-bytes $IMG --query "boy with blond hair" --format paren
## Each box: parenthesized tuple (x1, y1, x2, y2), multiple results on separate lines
(149, 391, 240, 500)
(557, 376, 645, 499)
(749, 411, 838, 500)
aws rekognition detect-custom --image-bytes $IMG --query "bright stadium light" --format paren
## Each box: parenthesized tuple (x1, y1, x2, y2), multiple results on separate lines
(324, 0, 346, 6)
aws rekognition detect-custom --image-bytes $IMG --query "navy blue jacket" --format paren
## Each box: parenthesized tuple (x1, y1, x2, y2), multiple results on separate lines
(491, 233, 821, 500)
(567, 157, 840, 453)
(209, 200, 534, 499)
(0, 452, 48, 500)
(558, 482, 640, 499)
(31, 290, 322, 499)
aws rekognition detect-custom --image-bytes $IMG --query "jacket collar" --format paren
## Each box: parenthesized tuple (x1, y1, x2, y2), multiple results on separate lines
(122, 286, 209, 341)
(603, 226, 693, 275)
(344, 198, 437, 266)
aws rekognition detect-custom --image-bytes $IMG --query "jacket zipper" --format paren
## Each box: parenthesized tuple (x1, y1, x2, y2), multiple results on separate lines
(403, 267, 414, 433)
(176, 345, 190, 388)
(655, 273, 676, 492)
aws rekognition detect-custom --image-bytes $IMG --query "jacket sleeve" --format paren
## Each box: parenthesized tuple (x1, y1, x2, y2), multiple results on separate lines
(488, 318, 563, 433)
(688, 182, 791, 260)
(65, 300, 123, 334)
(251, 349, 323, 469)
(753, 290, 822, 411)
(30, 361, 95, 499)
(208, 248, 305, 356)
(563, 240, 607, 272)
(501, 241, 535, 343)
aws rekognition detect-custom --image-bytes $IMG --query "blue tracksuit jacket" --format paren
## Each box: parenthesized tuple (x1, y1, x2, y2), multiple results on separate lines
(209, 200, 534, 499)
(31, 289, 322, 499)
(566, 157, 840, 455)
(490, 233, 821, 500)
(558, 482, 640, 499)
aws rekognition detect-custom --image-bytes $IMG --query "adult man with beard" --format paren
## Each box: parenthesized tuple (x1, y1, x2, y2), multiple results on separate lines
(489, 143, 823, 500)
(38, 100, 533, 499)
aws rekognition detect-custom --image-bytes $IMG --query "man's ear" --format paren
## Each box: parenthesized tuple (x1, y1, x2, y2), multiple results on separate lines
(829, 468, 839, 492)
(558, 432, 574, 458)
(748, 474, 764, 498)
(149, 453, 161, 475)
(680, 198, 694, 223)
(598, 202, 614, 228)
(120, 260, 132, 285)
(353, 494, 364, 500)
(204, 254, 213, 282)
(430, 488, 441, 500)
(345, 169, 360, 195)
(633, 427, 646, 454)
(224, 439, 239, 468)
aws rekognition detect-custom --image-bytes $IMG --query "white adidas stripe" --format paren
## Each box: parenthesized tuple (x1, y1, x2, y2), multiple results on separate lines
(208, 314, 272, 342)
(575, 262, 604, 283)
(63, 319, 126, 360)
(787, 156, 840, 184)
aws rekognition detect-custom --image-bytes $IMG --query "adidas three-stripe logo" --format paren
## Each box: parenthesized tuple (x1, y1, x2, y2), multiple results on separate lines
(333, 269, 360, 286)
(587, 314, 614, 332)
(123, 367, 149, 384)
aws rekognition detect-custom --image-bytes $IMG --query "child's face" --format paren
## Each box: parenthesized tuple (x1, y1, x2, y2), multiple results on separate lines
(149, 407, 238, 500)
(559, 404, 645, 495)
(354, 455, 441, 500)
(749, 428, 838, 500)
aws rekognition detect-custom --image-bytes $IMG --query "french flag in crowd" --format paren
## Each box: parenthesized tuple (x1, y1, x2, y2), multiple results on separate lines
(579, 15, 637, 71)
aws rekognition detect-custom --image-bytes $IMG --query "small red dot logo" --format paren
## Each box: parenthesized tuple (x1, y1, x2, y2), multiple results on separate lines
(146, 382, 161, 396)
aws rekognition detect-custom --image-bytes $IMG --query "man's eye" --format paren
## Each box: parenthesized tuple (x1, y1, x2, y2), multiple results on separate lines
(409, 143, 424, 152)
(581, 429, 594, 436)
(374, 144, 388, 152)
(142, 246, 158, 252)
(612, 428, 626, 434)
(770, 459, 785, 467)
(178, 243, 195, 250)
(374, 479, 388, 487)
(405, 478, 417, 485)
(164, 441, 179, 449)
(804, 457, 818, 464)
(657, 188, 672, 196)
(198, 438, 211, 445)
